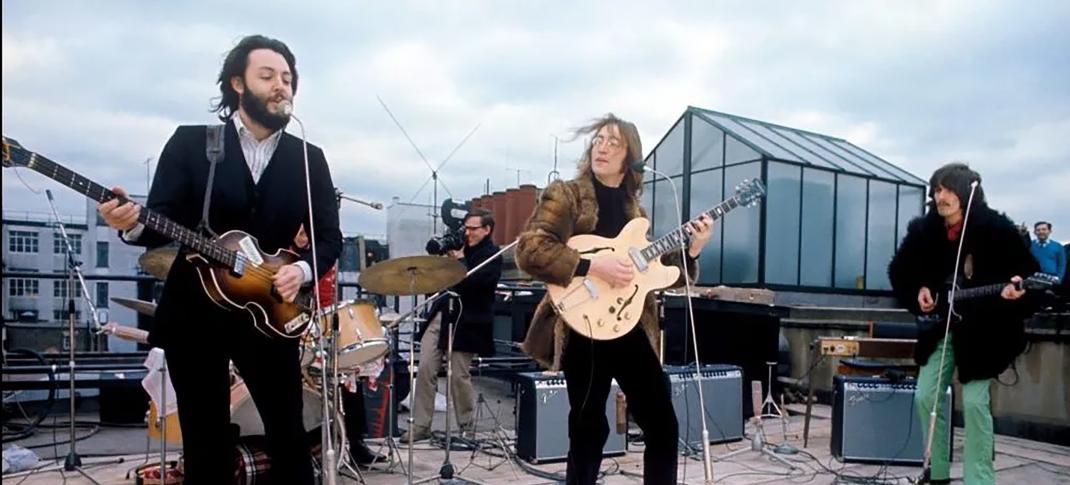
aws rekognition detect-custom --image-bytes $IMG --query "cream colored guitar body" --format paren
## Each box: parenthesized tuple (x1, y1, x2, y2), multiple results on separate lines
(547, 218, 680, 340)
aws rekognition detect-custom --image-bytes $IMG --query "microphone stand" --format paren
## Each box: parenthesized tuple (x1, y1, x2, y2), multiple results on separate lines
(288, 105, 338, 485)
(336, 189, 384, 210)
(640, 167, 719, 483)
(45, 190, 103, 484)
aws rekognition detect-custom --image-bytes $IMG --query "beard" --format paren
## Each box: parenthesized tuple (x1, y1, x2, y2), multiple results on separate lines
(240, 89, 290, 132)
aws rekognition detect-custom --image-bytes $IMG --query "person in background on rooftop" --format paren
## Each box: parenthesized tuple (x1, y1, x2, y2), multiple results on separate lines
(1031, 221, 1065, 283)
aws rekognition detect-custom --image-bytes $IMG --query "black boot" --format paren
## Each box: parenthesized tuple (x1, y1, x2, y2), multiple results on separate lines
(917, 468, 951, 484)
(349, 440, 385, 466)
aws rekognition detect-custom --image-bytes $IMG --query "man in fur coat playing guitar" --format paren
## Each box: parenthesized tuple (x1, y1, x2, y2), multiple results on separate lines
(517, 114, 714, 485)
(888, 162, 1038, 484)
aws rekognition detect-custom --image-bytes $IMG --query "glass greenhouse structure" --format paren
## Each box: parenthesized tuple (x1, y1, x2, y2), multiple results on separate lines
(641, 107, 927, 293)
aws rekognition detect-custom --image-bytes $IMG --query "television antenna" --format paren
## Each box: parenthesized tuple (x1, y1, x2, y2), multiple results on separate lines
(376, 95, 480, 233)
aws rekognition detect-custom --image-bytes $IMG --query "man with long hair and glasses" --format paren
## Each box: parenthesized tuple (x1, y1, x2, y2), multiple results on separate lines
(888, 163, 1037, 484)
(98, 35, 341, 484)
(516, 114, 713, 484)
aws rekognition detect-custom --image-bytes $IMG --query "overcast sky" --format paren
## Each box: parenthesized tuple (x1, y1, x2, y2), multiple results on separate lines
(3, 1, 1068, 243)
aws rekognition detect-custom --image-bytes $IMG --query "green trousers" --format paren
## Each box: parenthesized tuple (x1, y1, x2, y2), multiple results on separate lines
(914, 335, 995, 484)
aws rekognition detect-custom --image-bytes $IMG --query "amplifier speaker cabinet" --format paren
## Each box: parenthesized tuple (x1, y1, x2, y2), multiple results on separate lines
(832, 375, 953, 465)
(665, 364, 744, 446)
(515, 372, 626, 464)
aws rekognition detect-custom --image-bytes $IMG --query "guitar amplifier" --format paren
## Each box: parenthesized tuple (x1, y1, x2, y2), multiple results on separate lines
(665, 364, 744, 446)
(515, 372, 626, 463)
(832, 375, 953, 465)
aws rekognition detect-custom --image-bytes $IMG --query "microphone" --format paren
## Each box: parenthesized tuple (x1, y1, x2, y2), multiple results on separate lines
(630, 158, 648, 173)
(276, 99, 293, 116)
(46, 189, 55, 202)
(970, 180, 979, 188)
(751, 380, 763, 420)
(335, 189, 384, 210)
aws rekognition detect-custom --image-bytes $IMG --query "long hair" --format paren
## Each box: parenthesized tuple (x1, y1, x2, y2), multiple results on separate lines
(211, 35, 299, 122)
(571, 113, 644, 196)
(927, 162, 986, 213)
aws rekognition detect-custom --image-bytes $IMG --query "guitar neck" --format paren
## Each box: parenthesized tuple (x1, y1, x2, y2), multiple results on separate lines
(952, 282, 1007, 301)
(21, 151, 236, 266)
(639, 196, 742, 262)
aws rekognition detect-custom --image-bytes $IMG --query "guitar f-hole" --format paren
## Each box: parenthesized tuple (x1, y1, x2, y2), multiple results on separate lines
(616, 285, 640, 321)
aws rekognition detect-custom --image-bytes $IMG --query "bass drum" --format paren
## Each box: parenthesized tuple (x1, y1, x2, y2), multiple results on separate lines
(230, 379, 323, 436)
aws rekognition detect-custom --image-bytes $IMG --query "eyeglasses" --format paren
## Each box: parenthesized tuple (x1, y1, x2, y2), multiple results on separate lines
(463, 225, 485, 231)
(591, 135, 624, 151)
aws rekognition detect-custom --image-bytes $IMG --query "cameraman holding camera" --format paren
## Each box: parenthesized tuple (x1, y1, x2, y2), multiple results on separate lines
(401, 208, 502, 443)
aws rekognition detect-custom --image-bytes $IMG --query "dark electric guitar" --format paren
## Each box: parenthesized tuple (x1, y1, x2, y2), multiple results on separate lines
(2, 136, 313, 339)
(916, 272, 1056, 330)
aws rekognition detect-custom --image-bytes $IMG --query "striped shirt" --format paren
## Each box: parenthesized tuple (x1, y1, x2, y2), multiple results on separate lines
(231, 113, 283, 184)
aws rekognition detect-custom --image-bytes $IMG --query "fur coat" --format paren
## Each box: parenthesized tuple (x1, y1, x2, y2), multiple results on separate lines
(516, 174, 697, 371)
(887, 204, 1039, 383)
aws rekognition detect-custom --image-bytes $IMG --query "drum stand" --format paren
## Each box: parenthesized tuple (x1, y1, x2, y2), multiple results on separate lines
(315, 296, 371, 484)
(379, 324, 410, 478)
(461, 359, 513, 474)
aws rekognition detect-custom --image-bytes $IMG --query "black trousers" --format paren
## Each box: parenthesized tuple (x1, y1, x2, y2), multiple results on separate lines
(562, 327, 678, 485)
(341, 382, 367, 440)
(164, 318, 312, 485)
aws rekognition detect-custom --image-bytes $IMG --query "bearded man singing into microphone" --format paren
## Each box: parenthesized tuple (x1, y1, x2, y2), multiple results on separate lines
(98, 35, 340, 484)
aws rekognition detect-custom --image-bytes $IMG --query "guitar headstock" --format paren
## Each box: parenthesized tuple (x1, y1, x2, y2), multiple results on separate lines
(2, 136, 29, 169)
(734, 178, 766, 207)
(1023, 272, 1059, 291)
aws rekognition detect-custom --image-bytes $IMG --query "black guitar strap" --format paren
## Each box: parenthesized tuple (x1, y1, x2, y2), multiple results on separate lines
(197, 124, 225, 237)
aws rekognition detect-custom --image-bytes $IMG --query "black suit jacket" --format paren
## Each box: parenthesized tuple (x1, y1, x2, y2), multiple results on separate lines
(128, 121, 341, 345)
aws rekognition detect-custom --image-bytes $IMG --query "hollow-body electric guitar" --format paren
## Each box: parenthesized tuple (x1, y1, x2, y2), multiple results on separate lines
(2, 136, 313, 339)
(548, 178, 765, 340)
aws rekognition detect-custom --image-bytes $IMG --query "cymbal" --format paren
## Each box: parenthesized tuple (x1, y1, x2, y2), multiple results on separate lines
(139, 248, 178, 280)
(358, 256, 465, 296)
(111, 297, 157, 317)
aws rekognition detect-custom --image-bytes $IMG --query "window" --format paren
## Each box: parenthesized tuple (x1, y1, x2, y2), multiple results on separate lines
(897, 186, 924, 243)
(654, 118, 685, 176)
(96, 241, 110, 268)
(724, 135, 761, 166)
(690, 169, 723, 284)
(835, 175, 867, 289)
(652, 177, 683, 238)
(9, 278, 40, 297)
(9, 230, 39, 253)
(53, 233, 82, 255)
(722, 162, 761, 283)
(691, 115, 724, 171)
(53, 280, 72, 299)
(53, 310, 81, 322)
(866, 181, 897, 290)
(800, 169, 835, 286)
(96, 282, 109, 308)
(765, 163, 801, 285)
(12, 310, 39, 322)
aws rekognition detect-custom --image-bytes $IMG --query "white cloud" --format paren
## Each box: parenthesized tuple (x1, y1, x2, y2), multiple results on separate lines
(3, 0, 1068, 240)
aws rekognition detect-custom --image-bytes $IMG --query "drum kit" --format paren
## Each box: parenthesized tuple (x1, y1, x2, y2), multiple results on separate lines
(111, 245, 470, 484)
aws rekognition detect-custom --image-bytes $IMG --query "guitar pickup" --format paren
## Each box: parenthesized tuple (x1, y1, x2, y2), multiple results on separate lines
(629, 247, 649, 272)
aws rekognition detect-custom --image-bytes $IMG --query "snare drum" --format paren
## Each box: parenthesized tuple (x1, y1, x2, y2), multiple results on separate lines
(319, 299, 390, 370)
